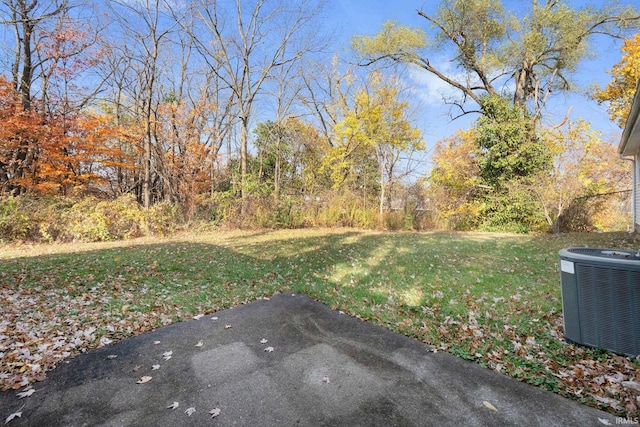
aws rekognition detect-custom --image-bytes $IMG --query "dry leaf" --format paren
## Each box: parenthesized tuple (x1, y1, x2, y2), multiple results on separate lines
(185, 407, 196, 416)
(106, 354, 118, 360)
(211, 316, 219, 321)
(322, 376, 330, 383)
(598, 418, 613, 425)
(260, 338, 268, 344)
(209, 408, 221, 418)
(167, 402, 179, 410)
(136, 376, 152, 384)
(622, 381, 640, 394)
(4, 411, 22, 424)
(153, 341, 161, 345)
(152, 365, 160, 370)
(224, 324, 232, 330)
(482, 401, 497, 411)
(193, 314, 204, 320)
(162, 351, 173, 361)
(195, 341, 203, 347)
(16, 388, 36, 399)
(264, 346, 274, 353)
(132, 365, 141, 372)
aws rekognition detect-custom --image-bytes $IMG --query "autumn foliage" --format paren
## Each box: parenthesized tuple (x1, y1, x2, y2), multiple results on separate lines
(0, 76, 132, 196)
(595, 33, 640, 127)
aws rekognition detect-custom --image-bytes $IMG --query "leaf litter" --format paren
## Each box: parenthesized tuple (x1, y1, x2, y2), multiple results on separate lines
(1, 230, 639, 419)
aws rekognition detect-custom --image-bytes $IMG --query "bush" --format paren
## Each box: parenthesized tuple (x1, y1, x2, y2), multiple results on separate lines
(144, 200, 184, 236)
(0, 195, 75, 242)
(0, 196, 34, 242)
(0, 194, 184, 243)
(252, 196, 306, 229)
(61, 195, 143, 241)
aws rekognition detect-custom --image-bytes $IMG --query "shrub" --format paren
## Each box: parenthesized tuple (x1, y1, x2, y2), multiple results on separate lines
(63, 195, 146, 241)
(145, 200, 184, 236)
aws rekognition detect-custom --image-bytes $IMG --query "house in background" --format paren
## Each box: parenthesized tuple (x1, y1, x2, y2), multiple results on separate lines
(619, 79, 640, 233)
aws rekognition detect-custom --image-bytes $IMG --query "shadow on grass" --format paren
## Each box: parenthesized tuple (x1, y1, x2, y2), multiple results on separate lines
(2, 229, 640, 414)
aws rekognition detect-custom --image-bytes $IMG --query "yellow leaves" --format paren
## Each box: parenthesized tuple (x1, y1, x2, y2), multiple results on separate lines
(594, 33, 640, 127)
(352, 20, 427, 58)
(328, 72, 424, 189)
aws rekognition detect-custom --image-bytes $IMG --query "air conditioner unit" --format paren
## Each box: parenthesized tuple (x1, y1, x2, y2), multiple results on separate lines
(559, 247, 640, 357)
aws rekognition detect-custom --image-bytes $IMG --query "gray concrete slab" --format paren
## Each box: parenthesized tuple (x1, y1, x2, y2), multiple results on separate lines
(0, 293, 618, 426)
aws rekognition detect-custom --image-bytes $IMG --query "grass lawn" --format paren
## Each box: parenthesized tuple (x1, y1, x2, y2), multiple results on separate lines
(1, 228, 639, 416)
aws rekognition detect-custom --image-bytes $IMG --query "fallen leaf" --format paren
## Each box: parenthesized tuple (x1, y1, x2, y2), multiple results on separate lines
(621, 381, 640, 394)
(106, 354, 118, 360)
(16, 388, 36, 399)
(152, 365, 160, 370)
(185, 407, 196, 416)
(482, 401, 497, 411)
(136, 376, 152, 384)
(195, 341, 203, 347)
(4, 411, 22, 424)
(598, 418, 613, 425)
(162, 351, 173, 361)
(322, 376, 330, 384)
(193, 314, 204, 320)
(209, 408, 221, 418)
(132, 365, 141, 372)
(167, 402, 179, 410)
(211, 317, 219, 321)
(260, 338, 268, 344)
(224, 324, 232, 329)
(153, 341, 161, 345)
(264, 346, 274, 353)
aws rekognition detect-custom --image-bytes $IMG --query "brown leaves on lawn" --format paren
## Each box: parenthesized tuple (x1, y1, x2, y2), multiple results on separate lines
(425, 297, 639, 417)
(0, 282, 174, 391)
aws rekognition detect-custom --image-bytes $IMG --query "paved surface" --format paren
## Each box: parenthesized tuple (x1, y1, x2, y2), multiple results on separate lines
(1, 293, 617, 426)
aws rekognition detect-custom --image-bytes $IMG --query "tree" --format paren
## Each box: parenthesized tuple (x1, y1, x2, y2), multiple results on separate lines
(0, 0, 70, 109)
(529, 120, 630, 232)
(475, 94, 550, 188)
(182, 0, 324, 215)
(107, 0, 176, 208)
(353, 1, 640, 122)
(0, 75, 129, 195)
(331, 72, 424, 225)
(0, 0, 71, 193)
(427, 129, 483, 230)
(594, 32, 640, 127)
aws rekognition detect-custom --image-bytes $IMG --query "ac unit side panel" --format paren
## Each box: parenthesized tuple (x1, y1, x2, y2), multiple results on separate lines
(576, 264, 598, 347)
(560, 269, 581, 343)
(595, 266, 616, 351)
(612, 272, 637, 356)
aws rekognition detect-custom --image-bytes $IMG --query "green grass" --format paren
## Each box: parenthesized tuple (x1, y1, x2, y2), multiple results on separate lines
(1, 229, 639, 416)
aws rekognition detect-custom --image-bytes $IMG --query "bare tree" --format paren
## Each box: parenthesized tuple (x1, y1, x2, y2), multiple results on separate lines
(181, 0, 325, 214)
(1, 0, 70, 109)
(106, 0, 177, 208)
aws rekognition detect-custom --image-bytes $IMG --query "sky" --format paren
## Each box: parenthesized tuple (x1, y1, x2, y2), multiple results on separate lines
(0, 0, 631, 172)
(330, 0, 630, 152)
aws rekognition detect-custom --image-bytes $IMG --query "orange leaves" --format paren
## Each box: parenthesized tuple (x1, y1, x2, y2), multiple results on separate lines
(0, 75, 134, 195)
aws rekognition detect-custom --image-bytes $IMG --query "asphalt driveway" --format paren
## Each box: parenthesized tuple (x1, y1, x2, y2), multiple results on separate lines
(0, 293, 617, 426)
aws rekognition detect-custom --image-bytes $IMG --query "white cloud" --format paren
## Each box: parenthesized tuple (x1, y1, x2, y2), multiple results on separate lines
(406, 62, 469, 107)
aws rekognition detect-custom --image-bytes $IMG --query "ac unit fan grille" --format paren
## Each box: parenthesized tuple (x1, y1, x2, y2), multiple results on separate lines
(575, 264, 640, 356)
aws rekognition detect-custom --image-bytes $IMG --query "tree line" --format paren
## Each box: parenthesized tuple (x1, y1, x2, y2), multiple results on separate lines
(0, 0, 638, 239)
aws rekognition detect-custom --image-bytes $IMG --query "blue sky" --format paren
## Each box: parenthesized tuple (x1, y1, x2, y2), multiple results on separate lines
(330, 0, 630, 151)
